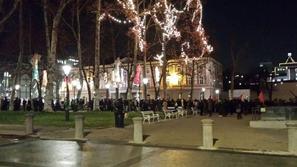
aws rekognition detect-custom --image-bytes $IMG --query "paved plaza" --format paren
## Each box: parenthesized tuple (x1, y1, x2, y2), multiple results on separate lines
(0, 114, 288, 152)
(0, 140, 296, 167)
(86, 114, 288, 152)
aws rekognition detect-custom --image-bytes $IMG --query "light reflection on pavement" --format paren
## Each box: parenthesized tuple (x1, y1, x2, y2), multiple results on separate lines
(0, 140, 296, 167)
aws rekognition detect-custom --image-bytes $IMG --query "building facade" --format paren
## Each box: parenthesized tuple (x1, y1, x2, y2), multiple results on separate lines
(1, 56, 223, 101)
(272, 53, 297, 82)
(67, 56, 223, 100)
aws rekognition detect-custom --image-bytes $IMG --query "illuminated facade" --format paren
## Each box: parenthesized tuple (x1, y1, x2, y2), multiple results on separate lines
(1, 56, 222, 101)
(65, 56, 223, 100)
(272, 53, 297, 82)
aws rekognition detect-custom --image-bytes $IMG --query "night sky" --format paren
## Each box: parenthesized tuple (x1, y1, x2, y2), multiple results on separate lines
(1, 0, 297, 73)
(204, 0, 297, 72)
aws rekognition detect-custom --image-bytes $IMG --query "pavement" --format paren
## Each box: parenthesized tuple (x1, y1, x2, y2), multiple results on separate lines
(0, 140, 296, 167)
(87, 114, 288, 152)
(0, 114, 289, 153)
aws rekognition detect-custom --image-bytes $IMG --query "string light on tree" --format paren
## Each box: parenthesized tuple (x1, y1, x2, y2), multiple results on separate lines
(117, 0, 149, 52)
(154, 53, 164, 66)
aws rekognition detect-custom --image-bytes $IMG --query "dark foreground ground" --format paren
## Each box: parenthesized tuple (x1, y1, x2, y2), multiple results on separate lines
(0, 140, 296, 167)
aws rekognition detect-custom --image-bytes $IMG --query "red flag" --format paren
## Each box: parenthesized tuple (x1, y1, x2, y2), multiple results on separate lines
(258, 91, 265, 104)
(133, 64, 141, 85)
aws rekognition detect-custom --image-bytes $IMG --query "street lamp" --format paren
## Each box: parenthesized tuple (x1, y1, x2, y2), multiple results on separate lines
(62, 65, 71, 121)
(15, 84, 20, 97)
(143, 78, 148, 100)
(201, 87, 205, 100)
(143, 78, 148, 85)
(215, 89, 220, 101)
(105, 83, 110, 98)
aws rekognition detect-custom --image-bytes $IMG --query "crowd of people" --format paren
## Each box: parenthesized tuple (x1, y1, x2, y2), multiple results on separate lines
(1, 96, 296, 120)
(0, 97, 43, 112)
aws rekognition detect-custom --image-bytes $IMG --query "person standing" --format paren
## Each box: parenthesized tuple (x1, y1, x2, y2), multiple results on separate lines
(22, 99, 27, 111)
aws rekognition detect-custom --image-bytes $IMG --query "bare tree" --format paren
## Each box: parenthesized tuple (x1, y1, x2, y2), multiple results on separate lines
(43, 0, 72, 112)
(230, 39, 248, 99)
(9, 0, 22, 110)
(93, 0, 101, 110)
(62, 0, 92, 102)
(0, 0, 20, 29)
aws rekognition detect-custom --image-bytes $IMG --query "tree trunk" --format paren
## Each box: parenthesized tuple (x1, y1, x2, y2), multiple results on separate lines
(143, 50, 147, 100)
(190, 59, 195, 100)
(82, 67, 91, 102)
(149, 61, 158, 98)
(127, 38, 138, 100)
(162, 39, 167, 100)
(9, 0, 23, 110)
(76, 0, 83, 100)
(55, 79, 60, 102)
(93, 0, 101, 111)
(44, 0, 70, 112)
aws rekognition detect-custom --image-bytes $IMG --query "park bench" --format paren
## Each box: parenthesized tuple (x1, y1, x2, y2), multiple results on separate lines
(141, 111, 160, 123)
(177, 107, 188, 118)
(177, 107, 184, 117)
(192, 107, 199, 116)
(167, 107, 178, 119)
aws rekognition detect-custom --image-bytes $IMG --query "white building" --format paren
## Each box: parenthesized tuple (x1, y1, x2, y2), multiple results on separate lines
(59, 56, 223, 100)
(3, 56, 223, 101)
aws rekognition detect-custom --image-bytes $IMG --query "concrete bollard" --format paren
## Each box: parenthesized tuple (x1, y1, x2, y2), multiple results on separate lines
(25, 113, 34, 134)
(286, 123, 297, 154)
(200, 119, 216, 149)
(75, 114, 85, 139)
(132, 117, 144, 144)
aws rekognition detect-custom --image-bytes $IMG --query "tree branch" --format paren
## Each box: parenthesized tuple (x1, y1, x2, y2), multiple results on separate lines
(0, 0, 20, 26)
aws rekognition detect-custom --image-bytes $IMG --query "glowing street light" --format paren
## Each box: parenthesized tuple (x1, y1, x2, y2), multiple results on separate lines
(215, 89, 220, 101)
(215, 89, 220, 94)
(62, 65, 71, 76)
(15, 84, 20, 90)
(142, 78, 148, 85)
(15, 84, 20, 97)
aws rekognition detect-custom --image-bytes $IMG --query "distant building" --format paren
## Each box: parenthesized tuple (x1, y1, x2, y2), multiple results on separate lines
(272, 53, 297, 82)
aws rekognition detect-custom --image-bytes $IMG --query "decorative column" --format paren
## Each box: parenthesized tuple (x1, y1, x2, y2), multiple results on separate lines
(286, 123, 297, 154)
(200, 119, 216, 149)
(75, 114, 85, 139)
(25, 113, 34, 134)
(132, 117, 144, 144)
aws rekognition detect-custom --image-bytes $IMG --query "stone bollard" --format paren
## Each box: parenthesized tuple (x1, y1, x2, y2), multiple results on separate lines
(200, 119, 216, 149)
(286, 123, 297, 154)
(25, 113, 34, 135)
(132, 117, 144, 144)
(75, 114, 85, 139)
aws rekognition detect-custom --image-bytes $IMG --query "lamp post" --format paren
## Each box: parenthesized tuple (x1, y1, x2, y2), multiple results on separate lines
(105, 83, 110, 99)
(201, 87, 206, 100)
(215, 89, 220, 101)
(15, 84, 20, 97)
(63, 65, 71, 121)
(143, 78, 148, 100)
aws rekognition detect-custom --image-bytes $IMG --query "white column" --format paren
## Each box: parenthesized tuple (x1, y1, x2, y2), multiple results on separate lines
(132, 117, 144, 144)
(286, 123, 297, 154)
(25, 113, 34, 134)
(200, 119, 216, 149)
(75, 114, 85, 139)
